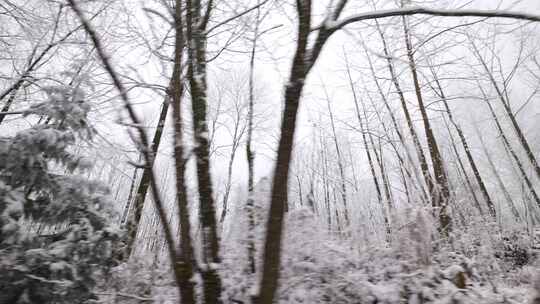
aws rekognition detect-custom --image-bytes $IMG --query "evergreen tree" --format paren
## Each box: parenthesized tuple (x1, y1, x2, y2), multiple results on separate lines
(0, 76, 120, 303)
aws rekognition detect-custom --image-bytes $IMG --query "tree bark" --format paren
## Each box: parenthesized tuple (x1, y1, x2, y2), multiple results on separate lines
(185, 0, 223, 302)
(402, 16, 451, 234)
(124, 99, 170, 258)
(170, 2, 196, 302)
(374, 20, 435, 207)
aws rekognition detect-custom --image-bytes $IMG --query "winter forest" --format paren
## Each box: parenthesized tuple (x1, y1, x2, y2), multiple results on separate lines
(3, 0, 540, 303)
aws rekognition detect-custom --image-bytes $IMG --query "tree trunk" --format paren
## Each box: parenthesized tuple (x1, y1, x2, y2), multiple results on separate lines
(169, 2, 196, 302)
(345, 58, 385, 226)
(374, 20, 435, 207)
(245, 5, 259, 275)
(219, 122, 241, 223)
(473, 120, 522, 221)
(124, 99, 170, 258)
(429, 66, 496, 217)
(323, 87, 350, 229)
(362, 35, 429, 206)
(121, 155, 141, 225)
(444, 117, 484, 215)
(471, 40, 540, 182)
(480, 85, 540, 211)
(185, 0, 222, 301)
(402, 16, 451, 234)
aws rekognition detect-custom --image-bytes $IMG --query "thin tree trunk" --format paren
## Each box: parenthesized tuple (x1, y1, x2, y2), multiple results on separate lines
(399, 165, 413, 206)
(320, 127, 332, 230)
(245, 4, 259, 275)
(444, 117, 484, 215)
(295, 173, 304, 208)
(347, 144, 360, 193)
(363, 101, 394, 212)
(124, 99, 170, 258)
(121, 155, 141, 225)
(332, 186, 343, 234)
(472, 120, 521, 221)
(362, 101, 394, 236)
(323, 86, 350, 229)
(376, 137, 395, 210)
(480, 85, 540, 210)
(373, 21, 435, 206)
(362, 41, 429, 206)
(256, 3, 312, 301)
(256, 1, 353, 302)
(429, 66, 496, 217)
(219, 121, 242, 223)
(374, 99, 428, 206)
(345, 59, 384, 217)
(471, 40, 540, 182)
(402, 16, 451, 234)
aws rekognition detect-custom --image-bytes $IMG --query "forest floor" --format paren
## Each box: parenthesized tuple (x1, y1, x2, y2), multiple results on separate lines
(100, 209, 540, 304)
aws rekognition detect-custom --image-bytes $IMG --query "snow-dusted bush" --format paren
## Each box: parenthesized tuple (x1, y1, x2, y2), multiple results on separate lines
(98, 257, 179, 304)
(0, 83, 120, 303)
(274, 208, 532, 303)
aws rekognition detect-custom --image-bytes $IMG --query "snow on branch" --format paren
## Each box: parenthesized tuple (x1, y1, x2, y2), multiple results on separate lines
(326, 6, 540, 31)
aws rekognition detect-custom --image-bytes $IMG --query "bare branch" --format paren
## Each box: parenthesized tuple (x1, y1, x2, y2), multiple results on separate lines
(205, 0, 270, 35)
(66, 0, 182, 294)
(326, 6, 540, 31)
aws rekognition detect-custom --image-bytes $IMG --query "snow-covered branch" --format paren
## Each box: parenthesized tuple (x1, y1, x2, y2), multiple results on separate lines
(326, 6, 540, 31)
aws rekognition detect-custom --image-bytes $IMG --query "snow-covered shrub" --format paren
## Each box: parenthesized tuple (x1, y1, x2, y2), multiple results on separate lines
(0, 83, 120, 303)
(220, 177, 271, 303)
(273, 207, 532, 303)
(98, 257, 178, 304)
(392, 206, 436, 266)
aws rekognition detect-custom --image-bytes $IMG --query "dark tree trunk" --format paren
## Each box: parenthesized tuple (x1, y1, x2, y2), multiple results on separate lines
(444, 117, 484, 215)
(374, 20, 436, 208)
(185, 0, 222, 301)
(402, 16, 451, 234)
(124, 99, 170, 258)
(170, 2, 196, 302)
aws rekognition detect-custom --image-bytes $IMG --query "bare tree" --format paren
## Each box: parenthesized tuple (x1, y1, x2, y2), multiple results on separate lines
(257, 3, 540, 302)
(344, 51, 389, 236)
(322, 84, 350, 229)
(67, 1, 187, 301)
(473, 120, 522, 221)
(373, 20, 435, 208)
(479, 83, 540, 211)
(0, 4, 104, 124)
(219, 74, 249, 223)
(427, 63, 496, 218)
(184, 0, 223, 301)
(124, 98, 170, 258)
(470, 38, 540, 182)
(170, 1, 196, 301)
(401, 14, 451, 233)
